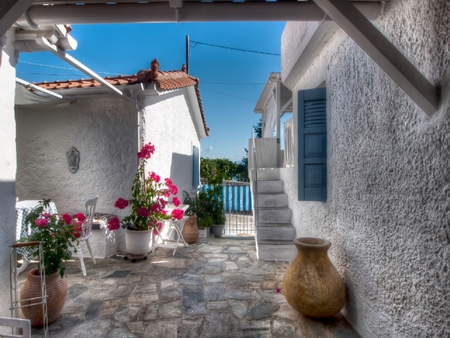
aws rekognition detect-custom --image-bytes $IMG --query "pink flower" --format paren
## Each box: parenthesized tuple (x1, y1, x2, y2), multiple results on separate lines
(169, 184, 178, 195)
(107, 217, 121, 231)
(137, 207, 150, 217)
(62, 213, 72, 224)
(165, 178, 173, 186)
(276, 288, 281, 293)
(137, 142, 155, 159)
(158, 198, 167, 208)
(171, 208, 184, 220)
(35, 219, 49, 227)
(172, 197, 181, 207)
(74, 213, 86, 222)
(164, 189, 171, 198)
(114, 198, 129, 210)
(72, 221, 82, 238)
(42, 213, 52, 219)
(153, 222, 163, 235)
(161, 210, 167, 215)
(151, 203, 161, 213)
(150, 171, 161, 183)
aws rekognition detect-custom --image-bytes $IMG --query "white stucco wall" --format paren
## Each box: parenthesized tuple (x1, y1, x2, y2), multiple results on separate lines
(140, 88, 201, 198)
(0, 29, 17, 318)
(281, 0, 450, 337)
(15, 94, 138, 253)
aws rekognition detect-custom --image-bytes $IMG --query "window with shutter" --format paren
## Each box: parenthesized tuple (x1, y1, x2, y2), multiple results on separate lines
(192, 145, 200, 189)
(298, 88, 327, 202)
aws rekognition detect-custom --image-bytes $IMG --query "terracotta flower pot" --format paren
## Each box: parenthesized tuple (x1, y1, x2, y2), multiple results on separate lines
(182, 215, 199, 244)
(20, 268, 68, 327)
(283, 237, 346, 318)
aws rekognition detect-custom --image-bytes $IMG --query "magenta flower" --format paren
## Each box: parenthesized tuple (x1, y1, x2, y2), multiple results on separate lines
(165, 178, 173, 186)
(137, 142, 155, 159)
(137, 207, 150, 217)
(35, 218, 49, 227)
(150, 171, 161, 183)
(171, 208, 184, 220)
(74, 213, 86, 222)
(150, 203, 161, 213)
(164, 189, 171, 198)
(107, 217, 121, 231)
(114, 198, 129, 210)
(172, 197, 181, 207)
(169, 184, 178, 195)
(42, 213, 52, 219)
(158, 198, 167, 208)
(62, 213, 72, 224)
(153, 222, 163, 235)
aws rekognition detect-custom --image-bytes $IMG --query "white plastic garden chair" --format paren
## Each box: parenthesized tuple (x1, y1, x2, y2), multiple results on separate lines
(76, 196, 98, 276)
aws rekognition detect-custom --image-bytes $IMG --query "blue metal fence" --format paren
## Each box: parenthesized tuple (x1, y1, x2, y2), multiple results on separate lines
(201, 182, 253, 211)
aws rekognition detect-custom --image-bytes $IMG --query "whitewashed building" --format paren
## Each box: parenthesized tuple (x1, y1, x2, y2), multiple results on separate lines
(252, 1, 449, 337)
(14, 58, 208, 256)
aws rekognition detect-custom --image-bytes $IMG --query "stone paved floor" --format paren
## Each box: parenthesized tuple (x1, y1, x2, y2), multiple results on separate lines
(18, 237, 361, 338)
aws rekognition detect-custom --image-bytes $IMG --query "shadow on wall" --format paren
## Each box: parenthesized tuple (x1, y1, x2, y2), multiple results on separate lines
(170, 153, 192, 197)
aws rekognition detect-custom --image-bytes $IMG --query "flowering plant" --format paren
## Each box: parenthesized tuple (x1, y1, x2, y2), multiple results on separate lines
(23, 199, 83, 278)
(108, 142, 184, 232)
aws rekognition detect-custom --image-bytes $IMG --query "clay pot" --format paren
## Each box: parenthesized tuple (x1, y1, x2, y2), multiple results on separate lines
(182, 215, 199, 244)
(125, 229, 152, 256)
(283, 237, 346, 318)
(20, 268, 68, 327)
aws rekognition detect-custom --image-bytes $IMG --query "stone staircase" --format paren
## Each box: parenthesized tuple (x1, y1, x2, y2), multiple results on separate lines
(252, 168, 297, 261)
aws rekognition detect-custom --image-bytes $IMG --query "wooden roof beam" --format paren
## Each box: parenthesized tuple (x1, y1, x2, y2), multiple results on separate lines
(313, 0, 439, 116)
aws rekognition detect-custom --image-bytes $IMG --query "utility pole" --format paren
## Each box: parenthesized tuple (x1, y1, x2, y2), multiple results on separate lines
(186, 35, 190, 74)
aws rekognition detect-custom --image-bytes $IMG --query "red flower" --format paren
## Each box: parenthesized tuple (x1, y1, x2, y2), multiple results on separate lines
(114, 198, 129, 210)
(158, 198, 167, 208)
(107, 217, 121, 231)
(165, 178, 173, 186)
(150, 171, 161, 183)
(137, 207, 150, 217)
(74, 213, 86, 222)
(35, 219, 49, 227)
(171, 208, 184, 220)
(42, 213, 52, 219)
(150, 203, 160, 214)
(172, 197, 181, 207)
(137, 142, 155, 159)
(169, 184, 178, 195)
(72, 221, 82, 238)
(153, 222, 163, 235)
(62, 213, 72, 224)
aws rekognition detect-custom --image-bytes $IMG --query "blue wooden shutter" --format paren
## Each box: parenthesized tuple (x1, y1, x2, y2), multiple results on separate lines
(192, 146, 200, 189)
(298, 88, 327, 202)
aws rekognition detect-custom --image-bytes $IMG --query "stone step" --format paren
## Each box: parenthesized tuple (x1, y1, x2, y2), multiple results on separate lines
(254, 180, 284, 194)
(256, 224, 295, 240)
(256, 240, 297, 262)
(256, 193, 288, 208)
(257, 208, 292, 224)
(251, 168, 280, 181)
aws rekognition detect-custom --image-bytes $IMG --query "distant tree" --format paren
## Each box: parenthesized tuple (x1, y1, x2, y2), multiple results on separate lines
(235, 148, 249, 182)
(253, 118, 262, 138)
(201, 158, 238, 185)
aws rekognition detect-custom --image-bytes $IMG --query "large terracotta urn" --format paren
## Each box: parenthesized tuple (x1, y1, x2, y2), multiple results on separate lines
(20, 268, 68, 327)
(182, 215, 199, 244)
(283, 237, 346, 318)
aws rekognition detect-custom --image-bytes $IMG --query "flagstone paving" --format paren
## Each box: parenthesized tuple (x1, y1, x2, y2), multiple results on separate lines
(18, 237, 360, 338)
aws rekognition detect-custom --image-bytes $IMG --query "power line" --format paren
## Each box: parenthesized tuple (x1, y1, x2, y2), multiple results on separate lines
(190, 40, 280, 56)
(200, 87, 257, 103)
(202, 82, 265, 85)
(18, 61, 121, 75)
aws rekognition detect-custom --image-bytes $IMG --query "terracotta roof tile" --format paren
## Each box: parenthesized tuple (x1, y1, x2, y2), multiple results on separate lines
(30, 59, 209, 136)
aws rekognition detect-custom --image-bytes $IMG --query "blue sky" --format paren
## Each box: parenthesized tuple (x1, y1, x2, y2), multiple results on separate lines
(16, 22, 286, 163)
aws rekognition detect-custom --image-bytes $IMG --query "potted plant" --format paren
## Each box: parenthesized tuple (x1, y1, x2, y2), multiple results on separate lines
(182, 191, 200, 244)
(19, 199, 83, 327)
(201, 186, 226, 238)
(197, 215, 213, 238)
(107, 142, 184, 258)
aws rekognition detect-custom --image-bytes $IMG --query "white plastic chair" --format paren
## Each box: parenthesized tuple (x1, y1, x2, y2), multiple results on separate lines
(77, 196, 98, 276)
(0, 317, 31, 338)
